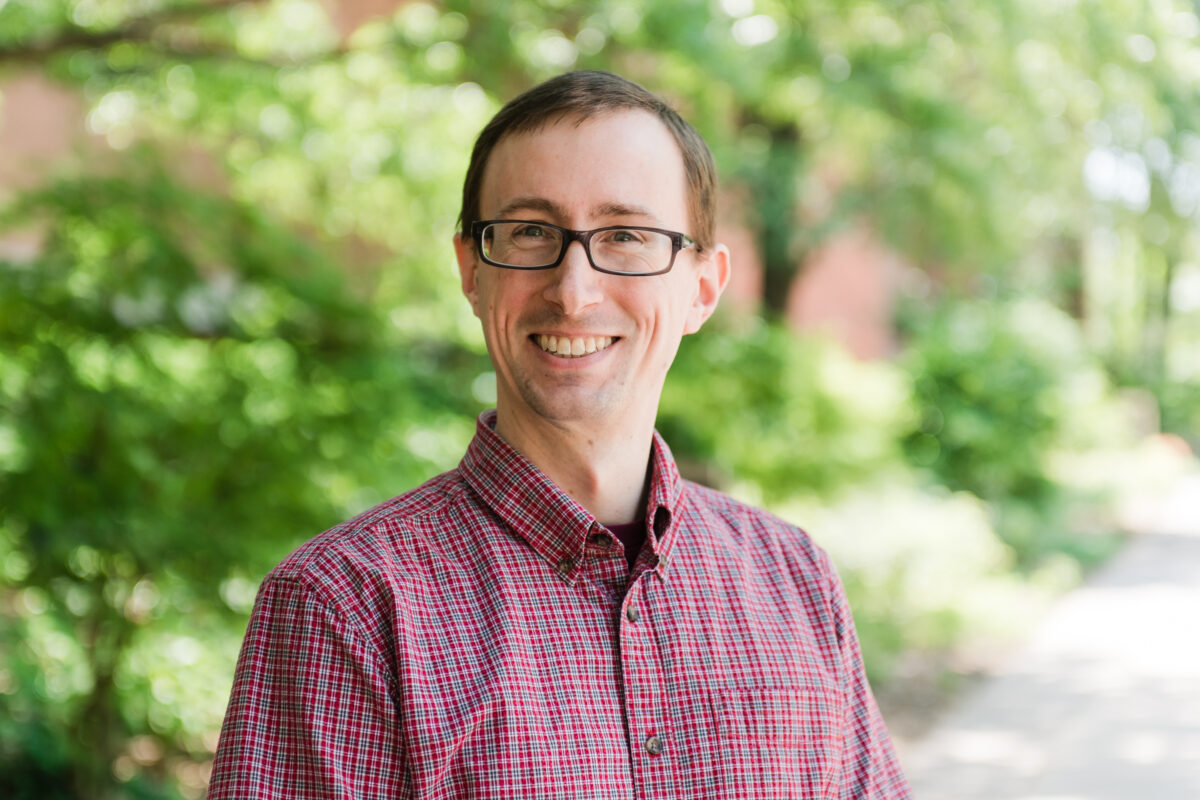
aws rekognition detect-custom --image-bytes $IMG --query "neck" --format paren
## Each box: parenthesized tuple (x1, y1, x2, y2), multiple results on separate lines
(494, 406, 654, 525)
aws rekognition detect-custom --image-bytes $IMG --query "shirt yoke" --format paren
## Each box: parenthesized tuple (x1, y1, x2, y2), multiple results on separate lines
(681, 479, 836, 583)
(255, 469, 474, 675)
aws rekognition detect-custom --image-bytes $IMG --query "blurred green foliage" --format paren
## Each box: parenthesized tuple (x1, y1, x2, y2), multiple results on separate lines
(1, 0, 1198, 797)
(0, 161, 487, 798)
(900, 297, 1120, 564)
(661, 321, 914, 500)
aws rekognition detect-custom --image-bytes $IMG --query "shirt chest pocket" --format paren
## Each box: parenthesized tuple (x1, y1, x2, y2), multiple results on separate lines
(715, 681, 846, 799)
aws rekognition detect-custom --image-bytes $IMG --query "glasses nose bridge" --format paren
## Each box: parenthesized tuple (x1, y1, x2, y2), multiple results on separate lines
(558, 227, 596, 269)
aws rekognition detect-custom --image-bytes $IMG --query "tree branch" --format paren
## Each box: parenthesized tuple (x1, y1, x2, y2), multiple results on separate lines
(0, 0, 265, 65)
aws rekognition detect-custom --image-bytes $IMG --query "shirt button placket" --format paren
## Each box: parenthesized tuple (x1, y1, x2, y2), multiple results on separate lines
(620, 580, 671, 796)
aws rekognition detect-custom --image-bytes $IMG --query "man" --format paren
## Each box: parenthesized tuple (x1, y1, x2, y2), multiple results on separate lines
(209, 70, 912, 799)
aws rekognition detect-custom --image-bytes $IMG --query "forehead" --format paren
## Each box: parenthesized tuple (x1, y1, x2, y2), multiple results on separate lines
(478, 110, 690, 226)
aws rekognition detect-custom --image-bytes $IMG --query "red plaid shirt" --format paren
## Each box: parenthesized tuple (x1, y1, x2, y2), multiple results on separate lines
(209, 411, 911, 799)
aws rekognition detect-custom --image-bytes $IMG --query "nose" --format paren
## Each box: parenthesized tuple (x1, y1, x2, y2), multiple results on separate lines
(542, 240, 604, 315)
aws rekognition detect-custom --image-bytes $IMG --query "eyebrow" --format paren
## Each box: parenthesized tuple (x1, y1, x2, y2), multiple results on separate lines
(495, 196, 562, 219)
(494, 197, 660, 224)
(593, 201, 655, 219)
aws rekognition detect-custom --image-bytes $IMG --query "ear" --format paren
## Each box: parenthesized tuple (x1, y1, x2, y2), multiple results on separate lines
(454, 232, 481, 317)
(684, 243, 730, 334)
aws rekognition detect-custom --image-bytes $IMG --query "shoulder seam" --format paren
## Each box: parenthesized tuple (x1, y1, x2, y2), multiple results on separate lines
(262, 573, 400, 696)
(313, 472, 468, 556)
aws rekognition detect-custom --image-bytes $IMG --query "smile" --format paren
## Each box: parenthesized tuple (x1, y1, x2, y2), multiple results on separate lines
(535, 334, 617, 358)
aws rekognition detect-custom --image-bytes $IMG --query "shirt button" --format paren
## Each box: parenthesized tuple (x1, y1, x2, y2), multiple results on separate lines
(626, 605, 639, 623)
(644, 734, 663, 755)
(556, 557, 575, 576)
(589, 533, 613, 550)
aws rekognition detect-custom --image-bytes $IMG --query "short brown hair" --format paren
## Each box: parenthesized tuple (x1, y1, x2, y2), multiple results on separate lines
(459, 70, 717, 252)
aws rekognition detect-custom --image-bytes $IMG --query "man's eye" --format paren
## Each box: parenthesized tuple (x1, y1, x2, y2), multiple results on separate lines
(603, 229, 645, 245)
(514, 225, 547, 238)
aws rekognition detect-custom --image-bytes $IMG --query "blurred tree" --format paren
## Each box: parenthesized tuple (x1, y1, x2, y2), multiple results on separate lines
(2, 1, 1198, 797)
(0, 160, 487, 797)
(6, 0, 1198, 342)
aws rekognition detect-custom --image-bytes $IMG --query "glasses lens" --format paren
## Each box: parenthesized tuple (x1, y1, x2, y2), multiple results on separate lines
(480, 223, 677, 274)
(591, 228, 674, 274)
(481, 222, 563, 267)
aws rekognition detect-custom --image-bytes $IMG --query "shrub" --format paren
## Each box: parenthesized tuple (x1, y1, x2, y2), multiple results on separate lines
(899, 297, 1125, 564)
(659, 319, 915, 502)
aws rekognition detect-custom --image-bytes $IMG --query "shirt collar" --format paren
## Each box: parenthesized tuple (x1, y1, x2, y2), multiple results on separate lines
(459, 410, 685, 582)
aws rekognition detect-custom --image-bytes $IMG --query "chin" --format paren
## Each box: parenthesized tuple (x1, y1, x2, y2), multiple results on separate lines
(520, 387, 622, 425)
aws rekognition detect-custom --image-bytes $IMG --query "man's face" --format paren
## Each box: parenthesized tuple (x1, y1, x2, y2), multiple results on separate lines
(455, 110, 728, 431)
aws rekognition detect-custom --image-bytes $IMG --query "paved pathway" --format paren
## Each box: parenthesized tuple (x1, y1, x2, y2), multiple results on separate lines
(899, 472, 1200, 800)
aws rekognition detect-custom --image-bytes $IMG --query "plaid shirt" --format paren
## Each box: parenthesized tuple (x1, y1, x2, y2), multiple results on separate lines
(209, 411, 911, 799)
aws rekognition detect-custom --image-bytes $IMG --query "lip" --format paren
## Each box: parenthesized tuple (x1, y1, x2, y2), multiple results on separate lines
(532, 332, 619, 339)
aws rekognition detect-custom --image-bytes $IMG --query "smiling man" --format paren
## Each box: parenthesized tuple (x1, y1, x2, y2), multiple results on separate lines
(209, 71, 912, 799)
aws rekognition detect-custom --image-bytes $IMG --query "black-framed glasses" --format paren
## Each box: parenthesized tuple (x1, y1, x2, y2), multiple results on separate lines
(471, 220, 696, 276)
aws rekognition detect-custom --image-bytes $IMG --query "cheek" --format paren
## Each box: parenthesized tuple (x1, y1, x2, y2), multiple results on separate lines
(479, 284, 524, 339)
(656, 291, 693, 331)
(475, 276, 503, 320)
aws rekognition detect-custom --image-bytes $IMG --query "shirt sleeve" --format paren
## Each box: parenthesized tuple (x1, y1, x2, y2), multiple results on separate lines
(825, 557, 914, 799)
(208, 576, 405, 799)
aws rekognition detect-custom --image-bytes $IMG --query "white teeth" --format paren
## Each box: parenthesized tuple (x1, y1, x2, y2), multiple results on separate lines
(536, 335, 616, 358)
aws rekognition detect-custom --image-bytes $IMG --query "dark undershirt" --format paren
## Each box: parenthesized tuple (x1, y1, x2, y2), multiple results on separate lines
(605, 519, 646, 573)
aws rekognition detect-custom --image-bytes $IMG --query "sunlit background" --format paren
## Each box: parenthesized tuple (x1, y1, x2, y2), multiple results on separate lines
(1, 1, 1199, 798)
